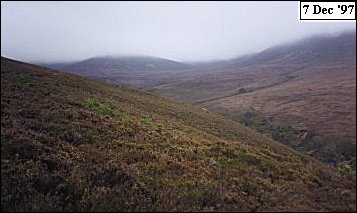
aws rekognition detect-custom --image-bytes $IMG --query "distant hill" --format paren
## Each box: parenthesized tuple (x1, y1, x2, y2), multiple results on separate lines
(1, 57, 355, 211)
(41, 56, 192, 87)
(201, 31, 356, 69)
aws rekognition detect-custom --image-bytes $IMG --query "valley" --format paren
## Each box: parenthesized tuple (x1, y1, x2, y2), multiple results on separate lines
(43, 32, 357, 168)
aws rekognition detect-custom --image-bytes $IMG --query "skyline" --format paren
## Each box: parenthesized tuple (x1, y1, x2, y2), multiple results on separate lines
(1, 1, 356, 63)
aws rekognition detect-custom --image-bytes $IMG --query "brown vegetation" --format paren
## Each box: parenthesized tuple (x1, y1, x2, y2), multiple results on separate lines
(1, 57, 356, 211)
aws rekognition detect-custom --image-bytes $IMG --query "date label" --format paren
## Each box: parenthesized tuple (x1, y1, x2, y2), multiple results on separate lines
(300, 2, 355, 21)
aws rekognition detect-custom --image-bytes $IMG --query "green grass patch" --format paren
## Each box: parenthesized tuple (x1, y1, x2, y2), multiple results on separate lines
(140, 116, 152, 125)
(338, 163, 354, 175)
(84, 98, 116, 117)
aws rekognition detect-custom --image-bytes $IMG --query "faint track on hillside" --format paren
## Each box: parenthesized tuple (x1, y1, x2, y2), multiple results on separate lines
(194, 67, 305, 105)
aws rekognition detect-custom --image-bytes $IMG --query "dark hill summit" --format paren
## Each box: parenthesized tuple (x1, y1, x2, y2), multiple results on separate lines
(41, 56, 191, 87)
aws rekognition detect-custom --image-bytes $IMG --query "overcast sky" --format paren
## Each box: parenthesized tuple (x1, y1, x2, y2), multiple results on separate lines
(1, 1, 355, 63)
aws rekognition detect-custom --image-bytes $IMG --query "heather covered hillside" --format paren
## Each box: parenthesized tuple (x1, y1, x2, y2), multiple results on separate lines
(1, 57, 355, 211)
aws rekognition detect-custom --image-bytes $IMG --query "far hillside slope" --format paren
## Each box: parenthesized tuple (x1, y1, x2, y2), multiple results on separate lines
(197, 31, 356, 70)
(1, 57, 355, 211)
(152, 31, 357, 167)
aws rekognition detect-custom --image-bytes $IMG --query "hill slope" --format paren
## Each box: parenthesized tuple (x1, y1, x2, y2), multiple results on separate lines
(152, 31, 356, 167)
(195, 31, 356, 70)
(1, 57, 356, 211)
(41, 56, 192, 87)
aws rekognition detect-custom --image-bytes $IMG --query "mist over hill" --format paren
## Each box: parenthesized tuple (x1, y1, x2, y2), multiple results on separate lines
(190, 31, 356, 70)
